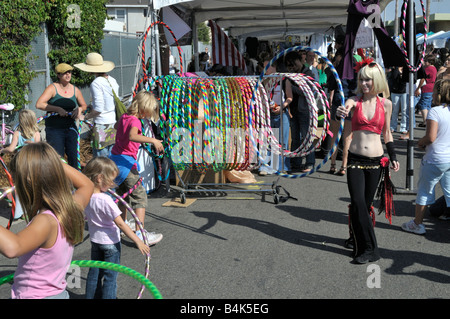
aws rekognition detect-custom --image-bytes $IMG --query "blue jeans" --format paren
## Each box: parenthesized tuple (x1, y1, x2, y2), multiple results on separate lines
(260, 110, 291, 172)
(45, 126, 79, 168)
(417, 92, 433, 111)
(93, 144, 113, 158)
(390, 93, 407, 132)
(44, 290, 70, 299)
(85, 242, 121, 299)
(290, 112, 315, 168)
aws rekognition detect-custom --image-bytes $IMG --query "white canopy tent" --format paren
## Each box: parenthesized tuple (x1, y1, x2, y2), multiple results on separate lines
(145, 0, 420, 191)
(431, 31, 450, 48)
(422, 30, 450, 48)
(166, 0, 394, 40)
(416, 30, 445, 44)
(154, 0, 396, 75)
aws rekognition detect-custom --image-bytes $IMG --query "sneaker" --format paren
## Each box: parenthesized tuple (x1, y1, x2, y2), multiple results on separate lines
(401, 219, 426, 235)
(136, 230, 163, 246)
(353, 251, 380, 264)
(344, 237, 354, 250)
(258, 171, 268, 176)
(126, 219, 136, 231)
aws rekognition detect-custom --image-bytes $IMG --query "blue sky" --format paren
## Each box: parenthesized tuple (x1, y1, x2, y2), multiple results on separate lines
(383, 0, 450, 21)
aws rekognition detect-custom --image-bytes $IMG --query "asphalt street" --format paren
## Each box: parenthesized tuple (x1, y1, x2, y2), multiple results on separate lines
(0, 123, 448, 303)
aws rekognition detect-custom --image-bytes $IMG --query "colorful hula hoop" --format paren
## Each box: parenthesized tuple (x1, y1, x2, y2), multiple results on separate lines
(107, 188, 151, 299)
(135, 21, 184, 96)
(0, 260, 162, 299)
(250, 45, 345, 179)
(400, 0, 427, 72)
(155, 70, 335, 175)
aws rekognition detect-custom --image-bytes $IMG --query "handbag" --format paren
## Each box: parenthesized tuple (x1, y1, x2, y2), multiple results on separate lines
(107, 78, 127, 120)
(92, 123, 116, 150)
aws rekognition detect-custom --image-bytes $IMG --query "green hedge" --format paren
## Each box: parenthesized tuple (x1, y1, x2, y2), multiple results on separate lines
(0, 0, 108, 110)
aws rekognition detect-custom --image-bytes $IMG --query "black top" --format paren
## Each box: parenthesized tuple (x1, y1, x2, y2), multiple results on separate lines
(45, 84, 78, 129)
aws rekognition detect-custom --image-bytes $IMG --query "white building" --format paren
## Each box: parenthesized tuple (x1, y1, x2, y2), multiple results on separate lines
(105, 0, 151, 36)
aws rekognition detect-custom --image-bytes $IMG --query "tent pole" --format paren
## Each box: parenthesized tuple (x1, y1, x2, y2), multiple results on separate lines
(406, 0, 415, 191)
(154, 10, 162, 77)
(192, 13, 199, 71)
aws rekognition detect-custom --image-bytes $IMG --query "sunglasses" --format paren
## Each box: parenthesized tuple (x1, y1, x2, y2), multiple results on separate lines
(58, 70, 72, 75)
(366, 62, 384, 74)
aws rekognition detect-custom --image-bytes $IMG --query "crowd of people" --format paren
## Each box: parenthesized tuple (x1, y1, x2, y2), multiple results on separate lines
(0, 39, 448, 298)
(212, 40, 449, 264)
(0, 52, 164, 299)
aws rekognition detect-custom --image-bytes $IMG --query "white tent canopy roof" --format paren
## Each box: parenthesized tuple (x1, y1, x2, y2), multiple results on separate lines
(417, 30, 450, 47)
(171, 0, 394, 39)
(416, 30, 445, 44)
(430, 30, 450, 48)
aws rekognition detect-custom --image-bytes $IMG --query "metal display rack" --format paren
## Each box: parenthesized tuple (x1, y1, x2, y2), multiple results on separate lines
(171, 170, 285, 204)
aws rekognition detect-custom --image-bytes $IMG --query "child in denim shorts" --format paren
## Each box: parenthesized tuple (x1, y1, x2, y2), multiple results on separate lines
(110, 90, 164, 245)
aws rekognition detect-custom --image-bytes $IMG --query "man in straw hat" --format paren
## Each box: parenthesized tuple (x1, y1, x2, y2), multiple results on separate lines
(75, 53, 119, 157)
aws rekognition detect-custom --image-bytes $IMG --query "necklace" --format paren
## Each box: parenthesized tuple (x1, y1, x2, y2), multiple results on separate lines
(60, 83, 70, 94)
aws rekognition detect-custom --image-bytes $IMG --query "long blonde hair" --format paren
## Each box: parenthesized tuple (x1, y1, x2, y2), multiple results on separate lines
(18, 109, 39, 140)
(127, 90, 159, 122)
(10, 142, 85, 245)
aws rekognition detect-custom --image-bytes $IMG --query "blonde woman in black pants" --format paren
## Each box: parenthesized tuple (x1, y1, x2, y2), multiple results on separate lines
(336, 61, 400, 264)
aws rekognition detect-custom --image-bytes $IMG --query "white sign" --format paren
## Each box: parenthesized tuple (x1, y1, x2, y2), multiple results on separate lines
(355, 19, 374, 49)
(162, 6, 191, 45)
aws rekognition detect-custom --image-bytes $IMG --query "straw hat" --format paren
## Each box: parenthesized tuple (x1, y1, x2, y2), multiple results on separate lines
(55, 63, 74, 74)
(74, 53, 115, 73)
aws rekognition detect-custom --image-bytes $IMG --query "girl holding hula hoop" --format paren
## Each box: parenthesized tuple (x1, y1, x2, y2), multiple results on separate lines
(336, 61, 399, 264)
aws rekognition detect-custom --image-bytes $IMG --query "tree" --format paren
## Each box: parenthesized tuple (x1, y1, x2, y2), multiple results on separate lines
(46, 0, 108, 87)
(0, 0, 52, 110)
(0, 0, 108, 110)
(197, 22, 210, 44)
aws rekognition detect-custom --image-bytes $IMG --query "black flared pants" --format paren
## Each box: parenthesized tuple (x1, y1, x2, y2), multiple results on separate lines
(346, 152, 382, 259)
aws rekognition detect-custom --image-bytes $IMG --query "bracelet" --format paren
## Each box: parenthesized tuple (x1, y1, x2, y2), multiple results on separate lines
(386, 142, 397, 162)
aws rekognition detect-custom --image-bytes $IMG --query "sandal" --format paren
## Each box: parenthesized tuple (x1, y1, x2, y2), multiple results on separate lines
(301, 166, 313, 173)
(329, 163, 337, 174)
(337, 166, 347, 176)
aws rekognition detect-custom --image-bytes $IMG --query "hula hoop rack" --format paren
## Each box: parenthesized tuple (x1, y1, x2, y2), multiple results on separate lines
(139, 42, 344, 204)
(133, 20, 345, 203)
